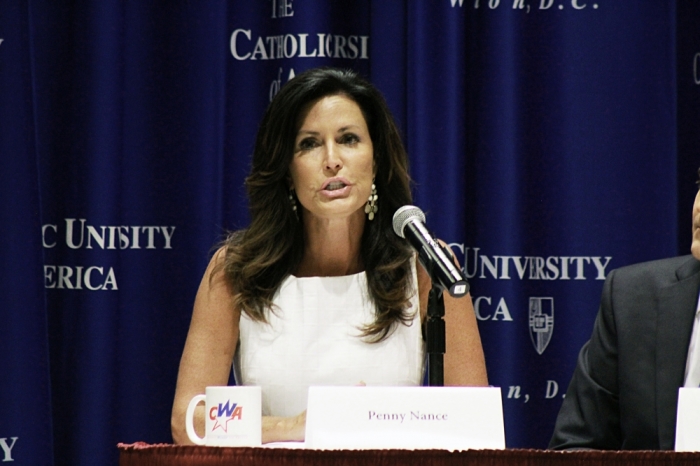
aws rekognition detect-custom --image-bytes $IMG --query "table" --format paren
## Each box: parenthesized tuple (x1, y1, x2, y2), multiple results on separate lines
(118, 442, 700, 466)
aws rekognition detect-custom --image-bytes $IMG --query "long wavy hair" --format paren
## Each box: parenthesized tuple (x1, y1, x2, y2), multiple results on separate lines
(220, 67, 414, 342)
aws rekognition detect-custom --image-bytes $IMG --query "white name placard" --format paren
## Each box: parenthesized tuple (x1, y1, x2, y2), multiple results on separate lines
(675, 387, 700, 451)
(305, 386, 505, 450)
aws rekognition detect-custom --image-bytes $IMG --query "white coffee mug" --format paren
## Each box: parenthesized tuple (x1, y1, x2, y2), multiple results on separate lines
(185, 385, 262, 447)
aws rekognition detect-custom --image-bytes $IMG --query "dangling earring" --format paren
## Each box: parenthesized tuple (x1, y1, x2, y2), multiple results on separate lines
(289, 187, 298, 220)
(364, 182, 378, 221)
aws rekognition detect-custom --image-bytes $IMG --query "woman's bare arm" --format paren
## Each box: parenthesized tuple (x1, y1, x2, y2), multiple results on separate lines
(417, 246, 489, 386)
(171, 247, 308, 444)
(171, 248, 239, 443)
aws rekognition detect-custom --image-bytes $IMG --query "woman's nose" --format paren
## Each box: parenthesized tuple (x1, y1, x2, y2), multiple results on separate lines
(324, 143, 343, 171)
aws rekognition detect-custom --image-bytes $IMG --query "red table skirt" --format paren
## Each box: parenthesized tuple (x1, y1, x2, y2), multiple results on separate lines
(118, 442, 700, 466)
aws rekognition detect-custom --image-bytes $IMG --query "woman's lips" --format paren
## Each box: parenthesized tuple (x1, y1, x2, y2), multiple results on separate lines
(325, 181, 347, 191)
(321, 177, 351, 190)
(320, 178, 352, 198)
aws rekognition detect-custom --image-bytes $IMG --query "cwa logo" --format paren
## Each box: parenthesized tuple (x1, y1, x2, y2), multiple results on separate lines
(529, 297, 554, 354)
(210, 401, 243, 433)
(0, 437, 18, 462)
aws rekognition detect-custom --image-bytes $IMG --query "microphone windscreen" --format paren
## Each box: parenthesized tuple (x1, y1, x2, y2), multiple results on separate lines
(392, 205, 426, 238)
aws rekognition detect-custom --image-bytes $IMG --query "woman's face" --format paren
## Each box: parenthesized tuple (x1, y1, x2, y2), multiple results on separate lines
(289, 94, 375, 222)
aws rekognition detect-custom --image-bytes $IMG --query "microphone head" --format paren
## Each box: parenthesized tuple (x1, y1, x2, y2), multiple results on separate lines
(392, 205, 426, 239)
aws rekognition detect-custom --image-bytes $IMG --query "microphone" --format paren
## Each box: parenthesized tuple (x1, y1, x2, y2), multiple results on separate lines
(392, 205, 469, 297)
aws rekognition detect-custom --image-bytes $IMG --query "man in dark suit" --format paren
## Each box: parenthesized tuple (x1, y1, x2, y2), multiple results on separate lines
(549, 174, 700, 450)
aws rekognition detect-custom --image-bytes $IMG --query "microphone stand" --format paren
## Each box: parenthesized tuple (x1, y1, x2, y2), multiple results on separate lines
(424, 258, 446, 387)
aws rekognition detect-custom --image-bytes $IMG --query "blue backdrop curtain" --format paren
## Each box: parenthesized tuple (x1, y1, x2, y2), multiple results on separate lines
(0, 1, 697, 464)
(0, 3, 53, 464)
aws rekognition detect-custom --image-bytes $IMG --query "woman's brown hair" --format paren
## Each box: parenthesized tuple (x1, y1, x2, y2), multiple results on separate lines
(220, 67, 414, 342)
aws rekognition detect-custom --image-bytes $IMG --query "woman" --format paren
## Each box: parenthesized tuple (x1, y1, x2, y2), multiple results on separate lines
(171, 67, 488, 444)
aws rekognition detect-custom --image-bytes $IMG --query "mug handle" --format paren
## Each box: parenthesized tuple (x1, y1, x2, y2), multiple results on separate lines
(185, 394, 207, 445)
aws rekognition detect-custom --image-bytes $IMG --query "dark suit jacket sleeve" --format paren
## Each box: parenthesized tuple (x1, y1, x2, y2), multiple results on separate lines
(549, 268, 623, 450)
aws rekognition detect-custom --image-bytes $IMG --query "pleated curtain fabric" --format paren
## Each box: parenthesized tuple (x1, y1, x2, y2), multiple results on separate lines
(2, 1, 699, 464)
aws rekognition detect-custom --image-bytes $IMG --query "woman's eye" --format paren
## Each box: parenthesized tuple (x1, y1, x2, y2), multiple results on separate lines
(340, 133, 359, 145)
(297, 138, 318, 151)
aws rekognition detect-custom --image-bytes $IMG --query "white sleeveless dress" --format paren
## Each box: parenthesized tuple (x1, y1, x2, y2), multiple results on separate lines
(233, 264, 425, 417)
